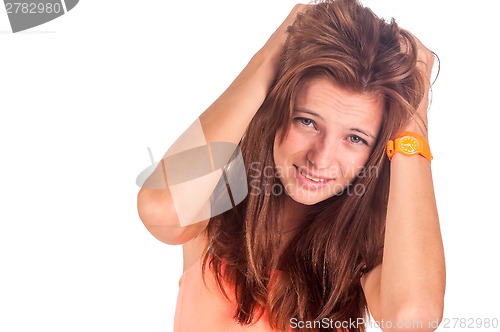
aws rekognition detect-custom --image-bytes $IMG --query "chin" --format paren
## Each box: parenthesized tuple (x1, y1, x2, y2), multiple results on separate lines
(285, 189, 333, 206)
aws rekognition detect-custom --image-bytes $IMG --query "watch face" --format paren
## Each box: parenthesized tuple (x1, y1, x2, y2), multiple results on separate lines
(399, 136, 420, 154)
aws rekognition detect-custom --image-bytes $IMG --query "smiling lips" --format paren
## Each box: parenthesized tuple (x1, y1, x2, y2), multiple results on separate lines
(294, 165, 335, 184)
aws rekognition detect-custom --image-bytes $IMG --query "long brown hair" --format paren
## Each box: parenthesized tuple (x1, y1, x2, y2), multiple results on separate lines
(204, 0, 426, 330)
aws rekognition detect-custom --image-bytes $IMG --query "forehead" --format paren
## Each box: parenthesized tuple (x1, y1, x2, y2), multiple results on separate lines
(295, 77, 383, 125)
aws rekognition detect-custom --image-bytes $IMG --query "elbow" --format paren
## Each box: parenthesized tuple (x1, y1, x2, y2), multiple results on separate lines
(137, 188, 208, 245)
(382, 301, 444, 332)
(137, 188, 182, 245)
(137, 188, 172, 226)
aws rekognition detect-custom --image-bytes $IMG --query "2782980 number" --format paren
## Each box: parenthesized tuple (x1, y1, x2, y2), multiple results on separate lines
(441, 317, 498, 329)
(5, 2, 62, 14)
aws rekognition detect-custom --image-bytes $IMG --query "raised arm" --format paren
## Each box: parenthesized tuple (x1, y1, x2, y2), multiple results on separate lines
(137, 5, 308, 245)
(362, 37, 446, 331)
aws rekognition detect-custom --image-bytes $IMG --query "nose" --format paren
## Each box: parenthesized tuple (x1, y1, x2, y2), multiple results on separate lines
(306, 136, 341, 172)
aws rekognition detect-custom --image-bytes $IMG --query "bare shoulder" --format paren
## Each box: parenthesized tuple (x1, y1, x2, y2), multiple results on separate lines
(182, 229, 209, 272)
(361, 264, 382, 321)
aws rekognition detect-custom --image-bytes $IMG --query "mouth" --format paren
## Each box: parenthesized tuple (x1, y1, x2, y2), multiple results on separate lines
(299, 169, 326, 182)
(294, 165, 335, 184)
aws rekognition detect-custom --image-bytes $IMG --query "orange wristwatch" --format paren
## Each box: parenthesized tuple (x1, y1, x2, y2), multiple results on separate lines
(386, 131, 433, 162)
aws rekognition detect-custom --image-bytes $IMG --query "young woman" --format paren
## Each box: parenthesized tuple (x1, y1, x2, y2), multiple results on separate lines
(137, 1, 445, 331)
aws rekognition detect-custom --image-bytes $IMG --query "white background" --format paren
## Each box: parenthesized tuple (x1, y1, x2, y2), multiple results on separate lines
(1, 1, 499, 331)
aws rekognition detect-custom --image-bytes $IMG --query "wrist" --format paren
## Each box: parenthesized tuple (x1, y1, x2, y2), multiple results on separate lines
(403, 120, 428, 140)
(247, 48, 281, 91)
(387, 131, 432, 162)
(257, 42, 282, 66)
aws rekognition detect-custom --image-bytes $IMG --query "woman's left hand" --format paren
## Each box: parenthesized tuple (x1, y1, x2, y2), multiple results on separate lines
(405, 33, 435, 138)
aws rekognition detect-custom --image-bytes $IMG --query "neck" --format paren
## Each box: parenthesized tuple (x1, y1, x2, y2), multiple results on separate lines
(280, 195, 310, 234)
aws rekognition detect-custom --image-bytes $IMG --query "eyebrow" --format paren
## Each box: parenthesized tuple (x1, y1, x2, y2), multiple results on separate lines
(293, 108, 324, 120)
(351, 128, 376, 140)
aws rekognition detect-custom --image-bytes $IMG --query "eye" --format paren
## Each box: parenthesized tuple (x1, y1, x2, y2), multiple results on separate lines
(293, 117, 316, 129)
(348, 134, 368, 145)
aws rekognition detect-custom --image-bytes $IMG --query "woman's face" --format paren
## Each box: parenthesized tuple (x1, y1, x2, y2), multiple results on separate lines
(273, 77, 383, 205)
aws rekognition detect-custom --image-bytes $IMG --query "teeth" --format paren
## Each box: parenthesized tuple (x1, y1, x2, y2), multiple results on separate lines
(300, 170, 325, 182)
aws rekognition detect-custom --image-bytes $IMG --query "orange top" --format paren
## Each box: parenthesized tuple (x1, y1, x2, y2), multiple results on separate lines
(174, 259, 283, 331)
(173, 260, 346, 331)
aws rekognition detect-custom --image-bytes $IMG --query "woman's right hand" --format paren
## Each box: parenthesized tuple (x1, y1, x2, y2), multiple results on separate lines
(258, 4, 311, 75)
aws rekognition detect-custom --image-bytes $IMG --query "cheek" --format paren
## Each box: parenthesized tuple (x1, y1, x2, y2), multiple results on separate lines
(342, 151, 372, 179)
(273, 130, 304, 164)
